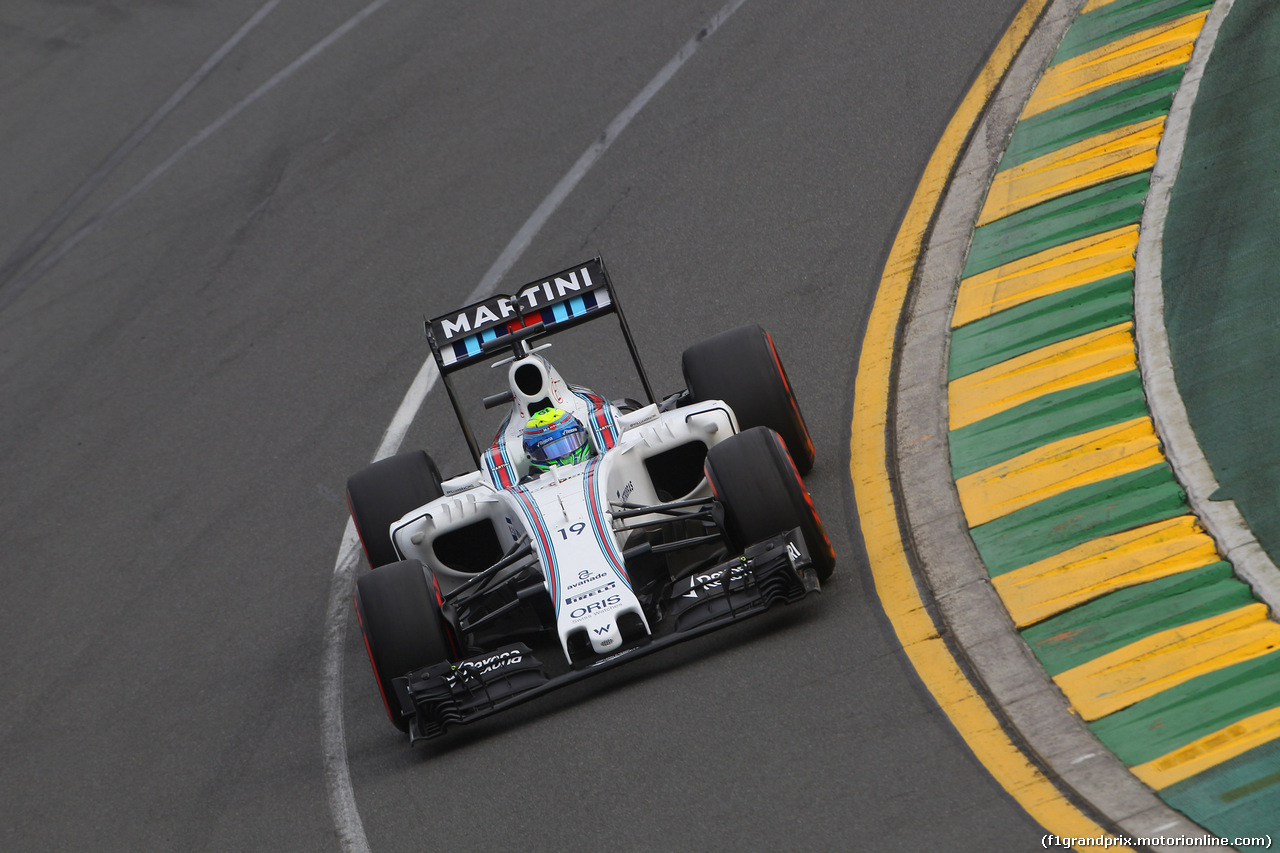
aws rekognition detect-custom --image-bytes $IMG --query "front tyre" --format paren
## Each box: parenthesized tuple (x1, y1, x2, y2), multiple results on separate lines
(704, 426, 835, 581)
(682, 324, 815, 474)
(346, 450, 444, 568)
(354, 560, 454, 732)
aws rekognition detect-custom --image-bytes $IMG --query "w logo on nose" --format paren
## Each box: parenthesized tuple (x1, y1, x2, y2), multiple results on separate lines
(593, 625, 612, 635)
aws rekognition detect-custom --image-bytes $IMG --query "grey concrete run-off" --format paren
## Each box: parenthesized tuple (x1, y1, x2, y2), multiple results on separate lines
(889, 0, 1231, 848)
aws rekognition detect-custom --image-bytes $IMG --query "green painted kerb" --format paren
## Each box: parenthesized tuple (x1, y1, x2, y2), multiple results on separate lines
(1053, 0, 1214, 65)
(1002, 70, 1185, 170)
(949, 272, 1134, 379)
(949, 372, 1149, 479)
(970, 465, 1186, 577)
(1023, 562, 1245, 674)
(963, 172, 1150, 277)
(1163, 739, 1280, 839)
(1091, 650, 1280, 767)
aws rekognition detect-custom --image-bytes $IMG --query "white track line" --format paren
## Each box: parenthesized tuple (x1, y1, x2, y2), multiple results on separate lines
(319, 1, 750, 849)
(0, 0, 281, 294)
(0, 0, 396, 313)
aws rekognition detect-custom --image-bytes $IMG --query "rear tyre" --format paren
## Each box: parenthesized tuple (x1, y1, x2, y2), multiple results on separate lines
(682, 324, 815, 474)
(704, 427, 835, 581)
(346, 450, 444, 567)
(354, 560, 453, 732)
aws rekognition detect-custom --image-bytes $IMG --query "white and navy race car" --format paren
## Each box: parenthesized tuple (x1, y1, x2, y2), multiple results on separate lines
(346, 258, 833, 742)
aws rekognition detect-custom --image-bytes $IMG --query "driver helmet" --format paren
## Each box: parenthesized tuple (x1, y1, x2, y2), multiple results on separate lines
(523, 407, 592, 470)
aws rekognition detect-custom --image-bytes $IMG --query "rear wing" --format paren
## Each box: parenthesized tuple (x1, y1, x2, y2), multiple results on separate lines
(425, 258, 655, 465)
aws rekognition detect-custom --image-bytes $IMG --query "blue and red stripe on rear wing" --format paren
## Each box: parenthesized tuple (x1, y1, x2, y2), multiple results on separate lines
(423, 257, 655, 467)
(427, 259, 614, 373)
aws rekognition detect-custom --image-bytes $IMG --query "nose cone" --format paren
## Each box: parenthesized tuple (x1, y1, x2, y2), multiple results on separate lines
(587, 617, 621, 653)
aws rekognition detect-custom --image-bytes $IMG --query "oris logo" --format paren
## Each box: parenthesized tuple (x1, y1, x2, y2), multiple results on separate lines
(570, 595, 622, 620)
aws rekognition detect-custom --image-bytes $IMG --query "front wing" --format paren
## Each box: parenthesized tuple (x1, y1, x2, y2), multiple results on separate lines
(390, 528, 820, 743)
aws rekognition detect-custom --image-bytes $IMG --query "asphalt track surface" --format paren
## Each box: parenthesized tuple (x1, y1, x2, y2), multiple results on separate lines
(0, 1, 1045, 850)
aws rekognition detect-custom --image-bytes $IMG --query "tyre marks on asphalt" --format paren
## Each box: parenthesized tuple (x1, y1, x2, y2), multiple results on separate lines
(0, 0, 281, 303)
(0, 0, 396, 315)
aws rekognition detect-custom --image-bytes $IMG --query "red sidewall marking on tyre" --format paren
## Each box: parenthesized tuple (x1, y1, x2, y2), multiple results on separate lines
(354, 593, 398, 727)
(772, 430, 834, 561)
(765, 330, 814, 459)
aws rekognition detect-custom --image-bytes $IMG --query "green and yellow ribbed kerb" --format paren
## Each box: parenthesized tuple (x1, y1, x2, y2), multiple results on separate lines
(948, 0, 1280, 836)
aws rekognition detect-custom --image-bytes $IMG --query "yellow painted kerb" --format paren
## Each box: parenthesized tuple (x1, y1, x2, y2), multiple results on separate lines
(1133, 705, 1280, 790)
(953, 225, 1139, 328)
(977, 117, 1164, 226)
(948, 323, 1137, 431)
(1022, 11, 1209, 119)
(956, 417, 1164, 527)
(1054, 603, 1280, 721)
(848, 0, 1132, 848)
(993, 515, 1221, 627)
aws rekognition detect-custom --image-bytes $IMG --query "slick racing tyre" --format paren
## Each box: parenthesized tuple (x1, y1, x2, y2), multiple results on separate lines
(346, 450, 444, 568)
(681, 324, 815, 474)
(704, 427, 835, 581)
(354, 560, 454, 732)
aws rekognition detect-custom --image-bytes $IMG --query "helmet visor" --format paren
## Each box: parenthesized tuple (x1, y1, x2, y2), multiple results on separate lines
(528, 429, 587, 465)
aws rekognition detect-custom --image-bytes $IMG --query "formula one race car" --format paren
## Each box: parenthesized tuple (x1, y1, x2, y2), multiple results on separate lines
(346, 258, 834, 743)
